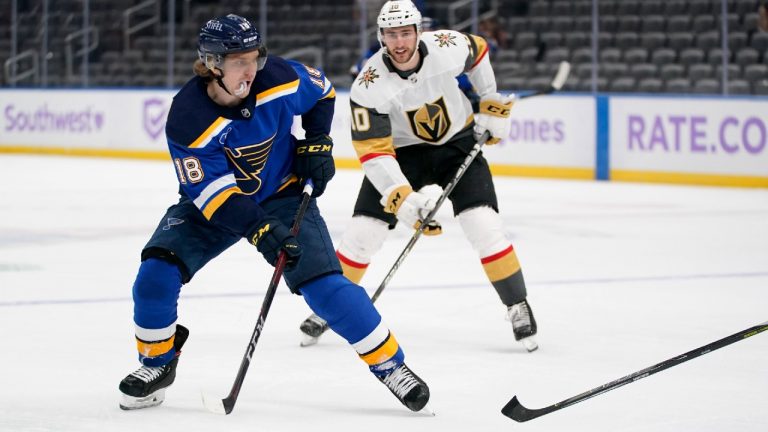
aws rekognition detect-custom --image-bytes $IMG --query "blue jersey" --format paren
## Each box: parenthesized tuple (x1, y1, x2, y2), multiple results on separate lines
(165, 56, 335, 237)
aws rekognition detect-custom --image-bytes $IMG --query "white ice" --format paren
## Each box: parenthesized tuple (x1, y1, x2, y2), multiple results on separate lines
(0, 154, 766, 432)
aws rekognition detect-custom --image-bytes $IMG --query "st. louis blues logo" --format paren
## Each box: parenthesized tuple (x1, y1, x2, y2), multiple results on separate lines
(163, 217, 185, 231)
(224, 133, 276, 194)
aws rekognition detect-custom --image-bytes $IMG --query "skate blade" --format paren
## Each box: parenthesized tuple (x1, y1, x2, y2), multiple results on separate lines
(520, 337, 538, 352)
(119, 389, 165, 410)
(300, 334, 320, 347)
(419, 403, 436, 416)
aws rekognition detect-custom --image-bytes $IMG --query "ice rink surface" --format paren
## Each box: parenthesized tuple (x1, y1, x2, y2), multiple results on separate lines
(0, 154, 766, 432)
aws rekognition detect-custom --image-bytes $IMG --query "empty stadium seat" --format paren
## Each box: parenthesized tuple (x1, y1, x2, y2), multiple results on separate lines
(680, 48, 706, 66)
(660, 64, 686, 80)
(689, 63, 714, 81)
(616, 1, 641, 15)
(665, 78, 692, 93)
(614, 32, 639, 49)
(624, 48, 649, 63)
(572, 47, 593, 63)
(601, 62, 629, 79)
(695, 31, 721, 50)
(514, 32, 538, 50)
(630, 63, 658, 79)
(663, 0, 688, 16)
(754, 80, 768, 95)
(642, 15, 665, 33)
(651, 48, 677, 65)
(727, 32, 749, 52)
(564, 32, 590, 50)
(552, 1, 573, 16)
(693, 79, 720, 94)
(707, 48, 727, 65)
(666, 15, 692, 33)
(744, 64, 768, 82)
(640, 32, 666, 51)
(735, 47, 760, 67)
(692, 15, 715, 32)
(544, 47, 570, 63)
(600, 48, 622, 62)
(751, 32, 768, 52)
(640, 0, 664, 15)
(728, 79, 751, 94)
(716, 64, 743, 80)
(637, 78, 663, 92)
(668, 32, 695, 50)
(610, 77, 636, 92)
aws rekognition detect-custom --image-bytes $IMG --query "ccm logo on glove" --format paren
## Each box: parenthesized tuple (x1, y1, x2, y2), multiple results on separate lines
(475, 93, 514, 145)
(296, 143, 332, 154)
(381, 185, 442, 236)
(294, 134, 335, 197)
(249, 216, 302, 269)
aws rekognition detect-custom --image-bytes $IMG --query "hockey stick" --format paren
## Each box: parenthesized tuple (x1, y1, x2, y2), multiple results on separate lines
(502, 321, 768, 422)
(203, 180, 315, 415)
(299, 60, 572, 346)
(518, 61, 571, 100)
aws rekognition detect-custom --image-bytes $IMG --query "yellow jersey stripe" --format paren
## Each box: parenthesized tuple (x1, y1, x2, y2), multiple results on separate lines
(189, 117, 231, 149)
(256, 79, 300, 106)
(201, 186, 241, 220)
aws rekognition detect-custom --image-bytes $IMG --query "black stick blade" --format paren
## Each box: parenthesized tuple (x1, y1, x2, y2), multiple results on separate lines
(501, 396, 552, 422)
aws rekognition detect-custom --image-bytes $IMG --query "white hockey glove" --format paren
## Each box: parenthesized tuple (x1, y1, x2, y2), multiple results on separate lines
(474, 92, 514, 145)
(380, 185, 442, 236)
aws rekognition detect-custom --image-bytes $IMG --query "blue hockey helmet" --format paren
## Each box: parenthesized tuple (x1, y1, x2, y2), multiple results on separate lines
(197, 14, 267, 70)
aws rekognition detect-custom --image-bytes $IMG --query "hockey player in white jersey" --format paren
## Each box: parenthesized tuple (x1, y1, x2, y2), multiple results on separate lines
(300, 0, 538, 352)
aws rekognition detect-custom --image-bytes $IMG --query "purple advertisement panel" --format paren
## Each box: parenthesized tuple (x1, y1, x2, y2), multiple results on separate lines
(0, 90, 174, 151)
(611, 97, 768, 178)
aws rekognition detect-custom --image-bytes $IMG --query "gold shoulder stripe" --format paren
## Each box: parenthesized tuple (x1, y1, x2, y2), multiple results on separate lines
(256, 79, 300, 105)
(320, 87, 337, 100)
(353, 136, 395, 161)
(189, 117, 229, 148)
(468, 34, 489, 68)
(201, 186, 241, 220)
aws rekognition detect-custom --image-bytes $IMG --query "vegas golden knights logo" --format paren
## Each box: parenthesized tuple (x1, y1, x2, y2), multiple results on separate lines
(224, 134, 275, 194)
(405, 97, 452, 143)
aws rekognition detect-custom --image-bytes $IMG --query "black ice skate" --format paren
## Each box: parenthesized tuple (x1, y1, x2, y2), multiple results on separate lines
(507, 300, 538, 352)
(299, 313, 329, 347)
(119, 324, 189, 410)
(377, 363, 431, 413)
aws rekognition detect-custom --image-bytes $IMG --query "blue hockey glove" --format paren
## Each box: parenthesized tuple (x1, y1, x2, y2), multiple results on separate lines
(248, 216, 302, 269)
(294, 134, 335, 197)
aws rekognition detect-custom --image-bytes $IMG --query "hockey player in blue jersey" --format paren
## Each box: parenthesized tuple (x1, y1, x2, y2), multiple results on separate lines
(118, 14, 430, 413)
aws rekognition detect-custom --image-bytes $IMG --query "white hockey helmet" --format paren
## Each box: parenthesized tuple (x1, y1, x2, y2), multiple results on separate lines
(377, 0, 423, 43)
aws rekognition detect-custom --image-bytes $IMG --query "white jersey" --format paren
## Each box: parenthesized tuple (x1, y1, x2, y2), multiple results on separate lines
(348, 30, 498, 196)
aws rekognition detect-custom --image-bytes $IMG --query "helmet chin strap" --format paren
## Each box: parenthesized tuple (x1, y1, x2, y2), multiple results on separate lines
(214, 69, 247, 97)
(214, 70, 234, 96)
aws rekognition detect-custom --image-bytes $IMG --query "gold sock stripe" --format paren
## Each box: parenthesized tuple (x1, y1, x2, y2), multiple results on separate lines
(481, 245, 521, 282)
(359, 333, 400, 366)
(136, 334, 175, 358)
(336, 251, 369, 284)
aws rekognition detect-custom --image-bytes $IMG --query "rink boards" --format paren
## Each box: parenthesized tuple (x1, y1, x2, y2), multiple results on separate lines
(0, 88, 766, 188)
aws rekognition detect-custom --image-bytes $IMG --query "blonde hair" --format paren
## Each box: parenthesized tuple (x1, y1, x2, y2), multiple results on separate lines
(193, 59, 215, 80)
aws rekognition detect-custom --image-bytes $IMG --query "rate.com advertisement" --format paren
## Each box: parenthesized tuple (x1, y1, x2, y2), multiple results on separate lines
(610, 97, 768, 178)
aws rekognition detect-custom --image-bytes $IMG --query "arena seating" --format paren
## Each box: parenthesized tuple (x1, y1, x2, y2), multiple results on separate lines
(0, 0, 766, 95)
